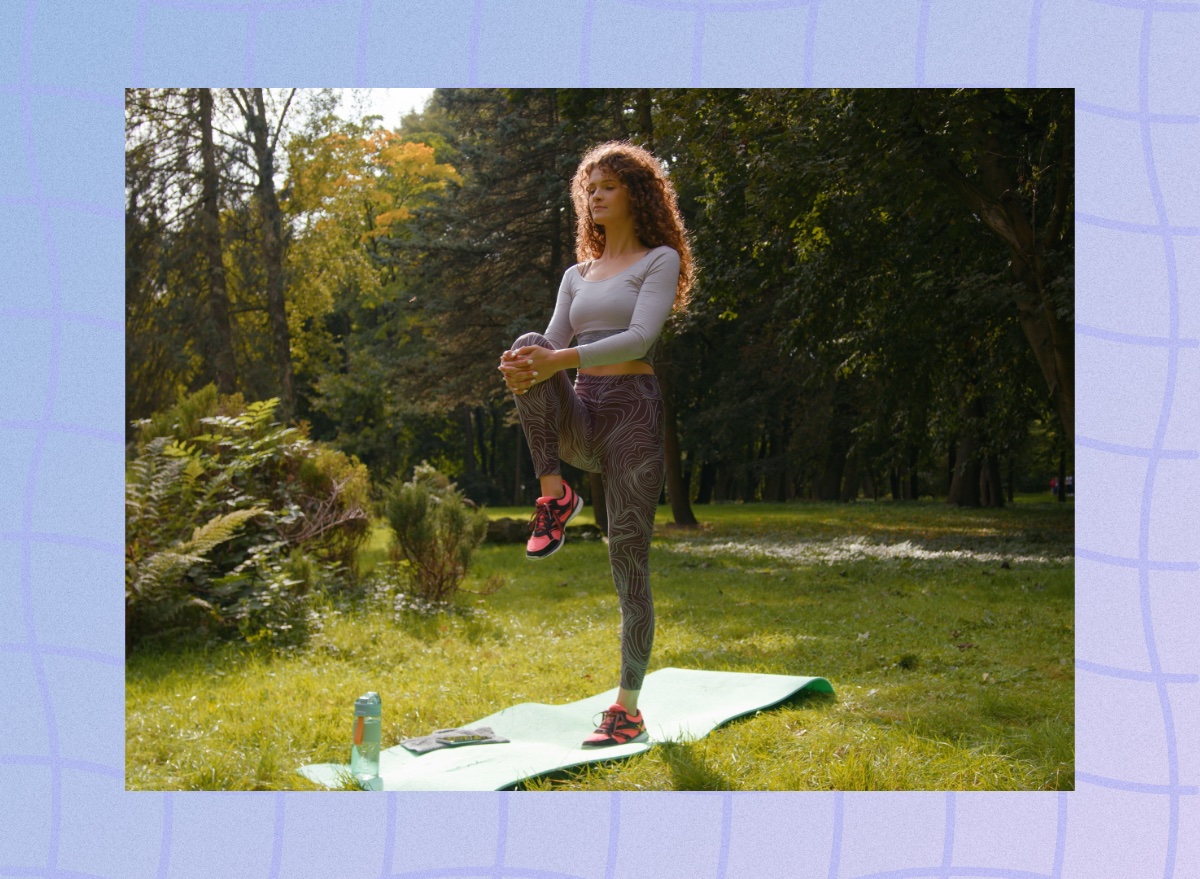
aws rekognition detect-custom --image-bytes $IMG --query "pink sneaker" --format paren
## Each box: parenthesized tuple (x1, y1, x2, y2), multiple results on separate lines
(581, 703, 648, 748)
(525, 480, 583, 560)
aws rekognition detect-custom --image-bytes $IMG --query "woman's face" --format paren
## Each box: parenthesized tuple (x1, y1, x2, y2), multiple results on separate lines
(586, 166, 630, 227)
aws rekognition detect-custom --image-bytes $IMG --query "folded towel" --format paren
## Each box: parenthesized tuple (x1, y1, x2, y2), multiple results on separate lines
(400, 726, 511, 754)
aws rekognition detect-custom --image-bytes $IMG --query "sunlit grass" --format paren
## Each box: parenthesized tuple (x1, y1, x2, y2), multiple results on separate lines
(126, 498, 1073, 791)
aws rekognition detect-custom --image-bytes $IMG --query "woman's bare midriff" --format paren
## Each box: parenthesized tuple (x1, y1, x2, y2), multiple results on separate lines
(579, 360, 655, 376)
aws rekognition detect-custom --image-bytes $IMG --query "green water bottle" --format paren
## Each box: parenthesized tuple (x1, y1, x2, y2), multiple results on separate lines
(350, 691, 381, 788)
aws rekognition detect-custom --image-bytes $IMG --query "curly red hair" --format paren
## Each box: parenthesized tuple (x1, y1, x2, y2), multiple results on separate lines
(571, 141, 695, 311)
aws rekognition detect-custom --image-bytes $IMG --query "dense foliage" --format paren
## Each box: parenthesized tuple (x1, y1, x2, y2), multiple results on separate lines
(126, 88, 1073, 514)
(656, 89, 1072, 506)
(125, 387, 371, 650)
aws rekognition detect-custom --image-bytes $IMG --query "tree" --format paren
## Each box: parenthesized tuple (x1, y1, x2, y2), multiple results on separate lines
(127, 87, 254, 430)
(198, 88, 237, 394)
(125, 88, 307, 427)
(281, 117, 460, 479)
(228, 88, 299, 421)
(837, 89, 1074, 444)
(655, 88, 1067, 505)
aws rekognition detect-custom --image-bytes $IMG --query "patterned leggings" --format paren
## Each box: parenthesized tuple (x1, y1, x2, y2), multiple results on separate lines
(511, 332, 664, 691)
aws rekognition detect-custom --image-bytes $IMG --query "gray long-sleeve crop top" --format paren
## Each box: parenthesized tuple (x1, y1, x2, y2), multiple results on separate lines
(542, 245, 680, 369)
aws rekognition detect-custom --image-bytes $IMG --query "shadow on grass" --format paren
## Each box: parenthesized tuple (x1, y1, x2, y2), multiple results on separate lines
(774, 687, 838, 712)
(505, 754, 637, 791)
(658, 741, 730, 790)
(505, 745, 733, 792)
(125, 639, 265, 684)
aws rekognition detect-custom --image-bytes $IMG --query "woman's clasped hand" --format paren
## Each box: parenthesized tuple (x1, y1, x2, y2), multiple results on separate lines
(498, 345, 554, 394)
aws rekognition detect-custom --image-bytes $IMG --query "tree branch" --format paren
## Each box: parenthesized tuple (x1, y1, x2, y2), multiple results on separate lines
(226, 88, 250, 120)
(270, 88, 297, 154)
(1041, 111, 1073, 249)
(932, 157, 1041, 286)
(212, 123, 256, 151)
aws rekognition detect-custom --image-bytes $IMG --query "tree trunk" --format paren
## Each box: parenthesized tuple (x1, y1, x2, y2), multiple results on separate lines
(980, 453, 1004, 508)
(740, 441, 756, 502)
(779, 415, 794, 500)
(978, 460, 993, 507)
(908, 445, 920, 500)
(947, 432, 982, 506)
(764, 423, 783, 502)
(658, 355, 697, 525)
(197, 88, 236, 394)
(948, 391, 987, 506)
(839, 449, 859, 503)
(862, 465, 878, 501)
(489, 406, 500, 479)
(473, 406, 490, 476)
(459, 406, 475, 477)
(1009, 258, 1075, 446)
(696, 460, 716, 504)
(636, 89, 654, 144)
(933, 114, 1074, 444)
(243, 88, 295, 420)
(818, 438, 846, 502)
(714, 464, 732, 502)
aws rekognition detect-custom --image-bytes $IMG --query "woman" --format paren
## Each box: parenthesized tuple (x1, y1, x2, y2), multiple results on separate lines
(497, 141, 694, 748)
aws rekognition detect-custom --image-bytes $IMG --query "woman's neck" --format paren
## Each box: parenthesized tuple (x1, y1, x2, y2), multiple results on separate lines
(599, 224, 644, 258)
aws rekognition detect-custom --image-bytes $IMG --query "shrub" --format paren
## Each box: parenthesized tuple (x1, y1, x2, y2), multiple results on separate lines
(381, 463, 491, 605)
(124, 386, 371, 650)
(125, 443, 267, 646)
(294, 446, 372, 573)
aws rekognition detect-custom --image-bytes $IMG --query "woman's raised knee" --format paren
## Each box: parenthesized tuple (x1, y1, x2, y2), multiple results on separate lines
(512, 331, 551, 350)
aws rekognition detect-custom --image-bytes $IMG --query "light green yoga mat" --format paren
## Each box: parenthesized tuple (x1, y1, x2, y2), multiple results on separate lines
(298, 667, 833, 791)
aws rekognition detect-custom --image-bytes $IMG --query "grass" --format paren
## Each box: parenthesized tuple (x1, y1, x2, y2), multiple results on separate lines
(125, 498, 1073, 791)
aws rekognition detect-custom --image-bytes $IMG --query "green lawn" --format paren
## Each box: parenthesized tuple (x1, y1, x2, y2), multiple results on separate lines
(126, 498, 1073, 791)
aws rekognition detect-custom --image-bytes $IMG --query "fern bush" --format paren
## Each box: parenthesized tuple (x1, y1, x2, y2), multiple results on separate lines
(125, 386, 371, 651)
(380, 463, 491, 606)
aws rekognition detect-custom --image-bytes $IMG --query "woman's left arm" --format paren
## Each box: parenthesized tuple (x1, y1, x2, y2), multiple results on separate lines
(572, 247, 679, 369)
(499, 270, 581, 393)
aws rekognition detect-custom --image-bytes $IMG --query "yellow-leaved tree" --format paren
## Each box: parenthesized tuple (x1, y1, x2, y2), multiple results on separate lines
(282, 123, 459, 377)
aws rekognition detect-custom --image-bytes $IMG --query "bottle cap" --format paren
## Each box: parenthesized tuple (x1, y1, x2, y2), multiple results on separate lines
(354, 692, 382, 716)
